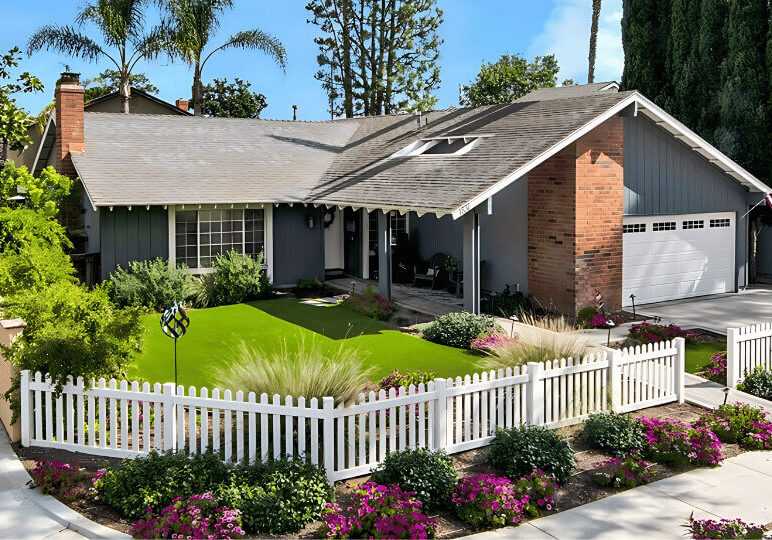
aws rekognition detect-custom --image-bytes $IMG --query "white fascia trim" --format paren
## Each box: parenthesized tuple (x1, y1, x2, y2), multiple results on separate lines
(600, 82, 620, 92)
(633, 94, 772, 194)
(451, 92, 640, 219)
(30, 114, 54, 174)
(451, 92, 772, 219)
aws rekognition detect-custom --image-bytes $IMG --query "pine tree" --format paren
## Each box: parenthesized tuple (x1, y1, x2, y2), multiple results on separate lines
(715, 0, 769, 179)
(621, 0, 672, 101)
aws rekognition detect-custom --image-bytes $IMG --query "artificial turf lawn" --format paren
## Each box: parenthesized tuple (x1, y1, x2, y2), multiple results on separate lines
(685, 341, 726, 374)
(127, 297, 481, 388)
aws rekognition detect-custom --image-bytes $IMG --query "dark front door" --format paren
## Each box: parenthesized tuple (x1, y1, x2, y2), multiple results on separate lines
(343, 208, 362, 277)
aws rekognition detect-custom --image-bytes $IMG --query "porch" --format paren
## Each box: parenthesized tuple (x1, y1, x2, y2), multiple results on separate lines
(325, 277, 464, 318)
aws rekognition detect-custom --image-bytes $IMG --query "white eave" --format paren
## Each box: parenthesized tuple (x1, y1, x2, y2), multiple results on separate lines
(451, 92, 772, 219)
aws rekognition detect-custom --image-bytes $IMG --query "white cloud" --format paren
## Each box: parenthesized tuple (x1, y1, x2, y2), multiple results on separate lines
(528, 0, 623, 84)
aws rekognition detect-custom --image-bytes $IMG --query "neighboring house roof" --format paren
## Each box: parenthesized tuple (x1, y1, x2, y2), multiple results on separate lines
(514, 81, 619, 102)
(68, 83, 772, 217)
(84, 87, 190, 115)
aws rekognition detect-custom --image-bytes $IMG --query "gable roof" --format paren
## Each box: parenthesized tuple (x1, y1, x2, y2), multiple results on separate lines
(84, 87, 190, 115)
(69, 86, 771, 217)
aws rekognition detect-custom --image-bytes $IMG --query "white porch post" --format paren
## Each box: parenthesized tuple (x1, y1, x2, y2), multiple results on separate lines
(463, 211, 480, 314)
(377, 211, 392, 299)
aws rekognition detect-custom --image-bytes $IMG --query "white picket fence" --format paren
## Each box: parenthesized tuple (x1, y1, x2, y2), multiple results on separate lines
(19, 338, 685, 483)
(727, 323, 772, 387)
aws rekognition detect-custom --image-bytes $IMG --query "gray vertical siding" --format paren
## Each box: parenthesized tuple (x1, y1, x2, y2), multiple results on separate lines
(100, 206, 169, 280)
(272, 204, 325, 286)
(409, 176, 529, 295)
(623, 115, 750, 289)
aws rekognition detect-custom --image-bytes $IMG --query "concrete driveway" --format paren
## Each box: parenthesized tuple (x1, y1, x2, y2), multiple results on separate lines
(636, 287, 772, 334)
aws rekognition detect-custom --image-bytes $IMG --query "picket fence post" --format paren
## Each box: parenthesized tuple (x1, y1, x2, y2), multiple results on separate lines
(674, 337, 686, 403)
(162, 383, 176, 451)
(20, 370, 30, 447)
(608, 349, 622, 412)
(432, 378, 447, 451)
(526, 362, 544, 425)
(322, 397, 335, 485)
(726, 328, 740, 388)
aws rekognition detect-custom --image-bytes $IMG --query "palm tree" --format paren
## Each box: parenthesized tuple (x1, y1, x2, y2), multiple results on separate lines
(588, 0, 602, 83)
(28, 0, 165, 114)
(160, 0, 286, 115)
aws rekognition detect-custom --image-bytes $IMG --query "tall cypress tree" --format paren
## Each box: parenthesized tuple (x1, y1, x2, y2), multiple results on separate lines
(667, 0, 701, 127)
(696, 0, 729, 144)
(621, 0, 672, 101)
(715, 0, 769, 179)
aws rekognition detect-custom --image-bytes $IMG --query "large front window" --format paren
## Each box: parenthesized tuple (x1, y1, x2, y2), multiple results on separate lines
(175, 208, 265, 269)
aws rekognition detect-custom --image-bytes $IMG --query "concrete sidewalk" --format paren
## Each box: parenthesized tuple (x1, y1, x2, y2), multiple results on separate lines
(0, 425, 127, 539)
(470, 452, 772, 539)
(684, 372, 772, 414)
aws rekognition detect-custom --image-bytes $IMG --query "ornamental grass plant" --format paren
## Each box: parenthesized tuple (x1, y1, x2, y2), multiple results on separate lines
(482, 324, 589, 369)
(214, 338, 373, 405)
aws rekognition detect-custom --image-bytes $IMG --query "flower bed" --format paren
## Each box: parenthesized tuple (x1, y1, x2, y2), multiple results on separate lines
(636, 417, 724, 466)
(592, 455, 652, 489)
(133, 492, 245, 539)
(628, 322, 698, 344)
(704, 350, 727, 384)
(695, 403, 772, 450)
(686, 515, 765, 539)
(342, 286, 396, 320)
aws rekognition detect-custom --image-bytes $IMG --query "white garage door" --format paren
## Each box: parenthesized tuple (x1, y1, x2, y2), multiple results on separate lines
(623, 212, 736, 306)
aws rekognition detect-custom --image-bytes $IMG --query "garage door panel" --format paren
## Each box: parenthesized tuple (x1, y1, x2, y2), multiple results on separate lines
(622, 212, 735, 306)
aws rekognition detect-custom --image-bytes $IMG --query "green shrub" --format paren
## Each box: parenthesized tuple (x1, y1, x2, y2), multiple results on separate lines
(694, 403, 772, 450)
(94, 451, 229, 519)
(738, 367, 772, 401)
(422, 312, 495, 349)
(217, 459, 333, 534)
(194, 250, 271, 307)
(215, 339, 373, 405)
(379, 369, 436, 391)
(369, 448, 458, 510)
(581, 413, 646, 456)
(109, 258, 197, 311)
(294, 278, 326, 297)
(576, 306, 598, 323)
(489, 425, 575, 484)
(343, 285, 395, 320)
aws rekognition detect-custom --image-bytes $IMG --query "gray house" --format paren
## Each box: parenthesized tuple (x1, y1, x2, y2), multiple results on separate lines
(44, 74, 772, 315)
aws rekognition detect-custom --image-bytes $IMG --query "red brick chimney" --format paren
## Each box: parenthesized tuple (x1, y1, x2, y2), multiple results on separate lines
(175, 99, 189, 112)
(55, 72, 84, 178)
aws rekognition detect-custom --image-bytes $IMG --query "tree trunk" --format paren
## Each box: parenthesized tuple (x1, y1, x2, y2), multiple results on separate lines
(1, 140, 7, 164)
(120, 71, 131, 114)
(588, 0, 602, 83)
(341, 1, 354, 118)
(192, 62, 203, 116)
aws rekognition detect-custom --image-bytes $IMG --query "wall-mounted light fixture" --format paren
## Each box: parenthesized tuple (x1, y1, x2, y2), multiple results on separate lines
(306, 214, 316, 229)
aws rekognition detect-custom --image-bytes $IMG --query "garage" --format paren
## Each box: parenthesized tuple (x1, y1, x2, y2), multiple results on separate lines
(622, 212, 736, 306)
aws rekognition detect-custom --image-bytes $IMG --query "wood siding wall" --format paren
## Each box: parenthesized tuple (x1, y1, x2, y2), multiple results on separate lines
(623, 115, 749, 288)
(99, 206, 169, 280)
(273, 205, 325, 286)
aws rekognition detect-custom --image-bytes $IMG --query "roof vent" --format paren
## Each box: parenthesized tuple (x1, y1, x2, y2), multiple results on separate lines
(390, 134, 492, 158)
(414, 111, 422, 131)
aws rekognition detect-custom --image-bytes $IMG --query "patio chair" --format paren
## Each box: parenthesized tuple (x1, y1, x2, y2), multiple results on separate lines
(413, 252, 448, 289)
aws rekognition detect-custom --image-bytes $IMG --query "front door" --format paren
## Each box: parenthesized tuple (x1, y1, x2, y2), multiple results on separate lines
(344, 208, 362, 277)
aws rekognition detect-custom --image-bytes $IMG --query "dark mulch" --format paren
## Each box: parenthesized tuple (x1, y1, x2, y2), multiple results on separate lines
(14, 402, 747, 538)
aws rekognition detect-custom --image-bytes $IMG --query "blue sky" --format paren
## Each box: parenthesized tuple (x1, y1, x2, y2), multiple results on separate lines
(4, 0, 623, 121)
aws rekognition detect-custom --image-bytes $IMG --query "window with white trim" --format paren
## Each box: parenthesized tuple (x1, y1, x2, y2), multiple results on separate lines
(710, 218, 731, 228)
(653, 221, 676, 231)
(623, 223, 646, 234)
(175, 209, 265, 269)
(682, 220, 704, 229)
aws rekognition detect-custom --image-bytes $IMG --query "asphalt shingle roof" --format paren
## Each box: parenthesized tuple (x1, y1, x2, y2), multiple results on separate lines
(71, 89, 636, 214)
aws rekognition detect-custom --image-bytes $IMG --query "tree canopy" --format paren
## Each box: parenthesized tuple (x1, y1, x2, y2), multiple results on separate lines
(200, 78, 267, 118)
(306, 0, 443, 117)
(84, 69, 159, 101)
(0, 47, 44, 162)
(460, 54, 560, 107)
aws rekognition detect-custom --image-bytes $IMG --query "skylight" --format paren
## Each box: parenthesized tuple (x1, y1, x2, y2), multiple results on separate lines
(391, 134, 490, 158)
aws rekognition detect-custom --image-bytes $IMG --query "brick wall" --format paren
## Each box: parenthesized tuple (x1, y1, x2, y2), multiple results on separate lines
(527, 115, 624, 314)
(55, 79, 84, 178)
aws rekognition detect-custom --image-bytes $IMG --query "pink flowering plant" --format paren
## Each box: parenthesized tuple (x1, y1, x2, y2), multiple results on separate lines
(628, 322, 698, 344)
(511, 469, 558, 518)
(32, 460, 82, 500)
(343, 286, 396, 320)
(685, 514, 765, 539)
(379, 369, 437, 391)
(636, 417, 724, 466)
(132, 492, 245, 539)
(452, 474, 527, 530)
(319, 482, 438, 539)
(694, 403, 772, 450)
(592, 455, 652, 489)
(587, 314, 624, 329)
(705, 351, 727, 384)
(470, 334, 513, 352)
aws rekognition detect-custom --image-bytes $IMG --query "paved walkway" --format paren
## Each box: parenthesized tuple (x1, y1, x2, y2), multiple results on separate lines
(0, 425, 126, 539)
(470, 452, 772, 539)
(637, 287, 772, 335)
(685, 373, 772, 414)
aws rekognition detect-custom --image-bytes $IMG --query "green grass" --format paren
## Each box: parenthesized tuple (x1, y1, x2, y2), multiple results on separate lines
(685, 341, 726, 374)
(127, 297, 481, 389)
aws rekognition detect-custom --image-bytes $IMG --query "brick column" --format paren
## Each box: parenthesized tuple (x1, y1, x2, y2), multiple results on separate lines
(55, 72, 84, 178)
(527, 115, 624, 314)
